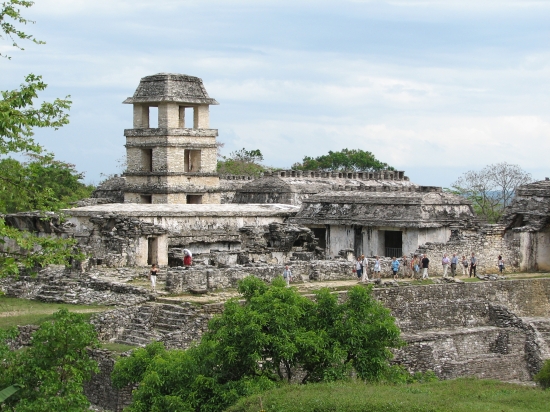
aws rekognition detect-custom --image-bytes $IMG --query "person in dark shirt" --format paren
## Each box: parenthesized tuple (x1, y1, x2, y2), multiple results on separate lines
(469, 253, 477, 277)
(421, 255, 430, 279)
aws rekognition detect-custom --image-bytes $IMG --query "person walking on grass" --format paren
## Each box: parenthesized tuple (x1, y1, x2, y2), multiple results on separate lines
(149, 263, 159, 291)
(283, 265, 293, 287)
(401, 255, 409, 278)
(441, 254, 450, 277)
(412, 255, 420, 279)
(354, 257, 363, 281)
(373, 256, 381, 280)
(421, 254, 430, 279)
(361, 254, 369, 281)
(461, 255, 469, 276)
(450, 253, 458, 277)
(470, 253, 477, 277)
(391, 257, 400, 280)
(498, 255, 505, 274)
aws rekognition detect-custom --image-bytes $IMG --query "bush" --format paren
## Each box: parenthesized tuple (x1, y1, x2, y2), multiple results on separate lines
(534, 359, 550, 389)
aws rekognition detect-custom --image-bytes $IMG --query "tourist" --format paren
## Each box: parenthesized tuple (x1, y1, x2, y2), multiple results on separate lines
(469, 253, 477, 277)
(498, 255, 505, 274)
(421, 254, 430, 279)
(412, 255, 420, 279)
(149, 263, 159, 291)
(183, 249, 193, 266)
(361, 254, 369, 281)
(461, 255, 469, 276)
(401, 255, 409, 278)
(450, 253, 458, 277)
(441, 254, 450, 277)
(283, 265, 293, 287)
(391, 257, 400, 280)
(354, 257, 363, 281)
(373, 256, 381, 279)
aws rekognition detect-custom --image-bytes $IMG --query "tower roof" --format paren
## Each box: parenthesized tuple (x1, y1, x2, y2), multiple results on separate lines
(123, 73, 219, 105)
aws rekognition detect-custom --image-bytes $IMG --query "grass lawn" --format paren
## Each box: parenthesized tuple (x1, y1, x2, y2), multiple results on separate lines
(100, 342, 137, 352)
(0, 296, 110, 329)
(227, 378, 550, 412)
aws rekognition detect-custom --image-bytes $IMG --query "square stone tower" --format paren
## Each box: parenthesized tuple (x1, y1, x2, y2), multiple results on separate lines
(122, 73, 220, 204)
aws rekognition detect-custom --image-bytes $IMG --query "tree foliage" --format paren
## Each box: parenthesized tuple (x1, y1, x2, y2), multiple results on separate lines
(0, 309, 99, 411)
(292, 148, 394, 172)
(0, 153, 94, 214)
(451, 162, 532, 223)
(0, 0, 44, 58)
(112, 277, 403, 411)
(217, 147, 267, 177)
(0, 0, 82, 279)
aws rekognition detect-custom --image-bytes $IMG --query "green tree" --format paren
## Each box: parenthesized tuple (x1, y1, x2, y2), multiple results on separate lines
(112, 277, 403, 411)
(292, 148, 394, 172)
(0, 309, 99, 411)
(451, 162, 532, 223)
(0, 0, 82, 278)
(217, 147, 268, 177)
(0, 153, 94, 214)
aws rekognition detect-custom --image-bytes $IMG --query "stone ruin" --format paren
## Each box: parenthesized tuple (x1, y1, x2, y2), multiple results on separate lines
(2, 72, 550, 411)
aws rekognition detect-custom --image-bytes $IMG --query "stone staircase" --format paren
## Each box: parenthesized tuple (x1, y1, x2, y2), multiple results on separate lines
(114, 302, 224, 349)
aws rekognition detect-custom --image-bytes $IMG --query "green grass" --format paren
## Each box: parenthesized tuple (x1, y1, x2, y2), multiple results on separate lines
(0, 296, 110, 329)
(226, 378, 550, 412)
(100, 342, 137, 352)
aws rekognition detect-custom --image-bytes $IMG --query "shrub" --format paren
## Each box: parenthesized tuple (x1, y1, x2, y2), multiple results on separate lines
(534, 359, 550, 389)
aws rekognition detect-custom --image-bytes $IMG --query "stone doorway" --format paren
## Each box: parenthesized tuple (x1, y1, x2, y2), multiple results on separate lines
(384, 230, 402, 257)
(148, 237, 159, 265)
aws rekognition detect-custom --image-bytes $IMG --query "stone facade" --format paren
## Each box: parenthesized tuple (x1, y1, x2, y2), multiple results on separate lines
(122, 73, 221, 204)
(290, 187, 479, 258)
(415, 225, 520, 275)
(502, 179, 550, 271)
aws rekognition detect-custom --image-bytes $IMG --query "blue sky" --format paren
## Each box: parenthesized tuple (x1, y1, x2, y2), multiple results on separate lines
(2, 0, 550, 186)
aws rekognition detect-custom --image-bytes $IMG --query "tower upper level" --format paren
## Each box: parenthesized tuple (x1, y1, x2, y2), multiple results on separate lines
(123, 73, 219, 129)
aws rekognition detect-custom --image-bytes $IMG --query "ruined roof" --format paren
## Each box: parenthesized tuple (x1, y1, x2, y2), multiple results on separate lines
(123, 73, 219, 105)
(290, 190, 476, 228)
(63, 203, 298, 218)
(233, 173, 418, 205)
(502, 179, 550, 232)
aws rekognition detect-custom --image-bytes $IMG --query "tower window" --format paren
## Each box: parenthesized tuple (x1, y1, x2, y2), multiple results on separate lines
(184, 149, 201, 172)
(186, 195, 202, 204)
(141, 149, 153, 172)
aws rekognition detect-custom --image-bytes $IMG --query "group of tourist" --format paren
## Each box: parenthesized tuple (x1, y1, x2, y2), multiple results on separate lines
(352, 252, 506, 281)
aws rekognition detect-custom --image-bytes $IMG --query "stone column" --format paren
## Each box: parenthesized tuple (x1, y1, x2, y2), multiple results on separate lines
(133, 104, 149, 128)
(193, 105, 209, 129)
(158, 103, 179, 128)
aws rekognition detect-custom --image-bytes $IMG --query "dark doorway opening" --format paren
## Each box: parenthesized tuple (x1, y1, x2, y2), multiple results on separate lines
(148, 237, 158, 265)
(186, 195, 203, 204)
(312, 228, 326, 249)
(354, 226, 363, 258)
(141, 195, 152, 204)
(384, 230, 402, 257)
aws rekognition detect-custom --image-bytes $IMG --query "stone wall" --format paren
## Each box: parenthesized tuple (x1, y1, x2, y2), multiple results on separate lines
(0, 266, 154, 306)
(91, 279, 550, 386)
(84, 349, 134, 412)
(415, 225, 520, 275)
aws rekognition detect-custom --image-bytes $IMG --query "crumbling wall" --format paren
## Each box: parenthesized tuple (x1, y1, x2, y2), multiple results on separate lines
(0, 266, 154, 306)
(71, 214, 168, 267)
(415, 225, 520, 275)
(90, 279, 550, 388)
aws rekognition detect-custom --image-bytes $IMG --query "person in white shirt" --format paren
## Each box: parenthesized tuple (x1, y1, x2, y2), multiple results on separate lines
(361, 254, 369, 282)
(283, 265, 293, 287)
(441, 254, 450, 277)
